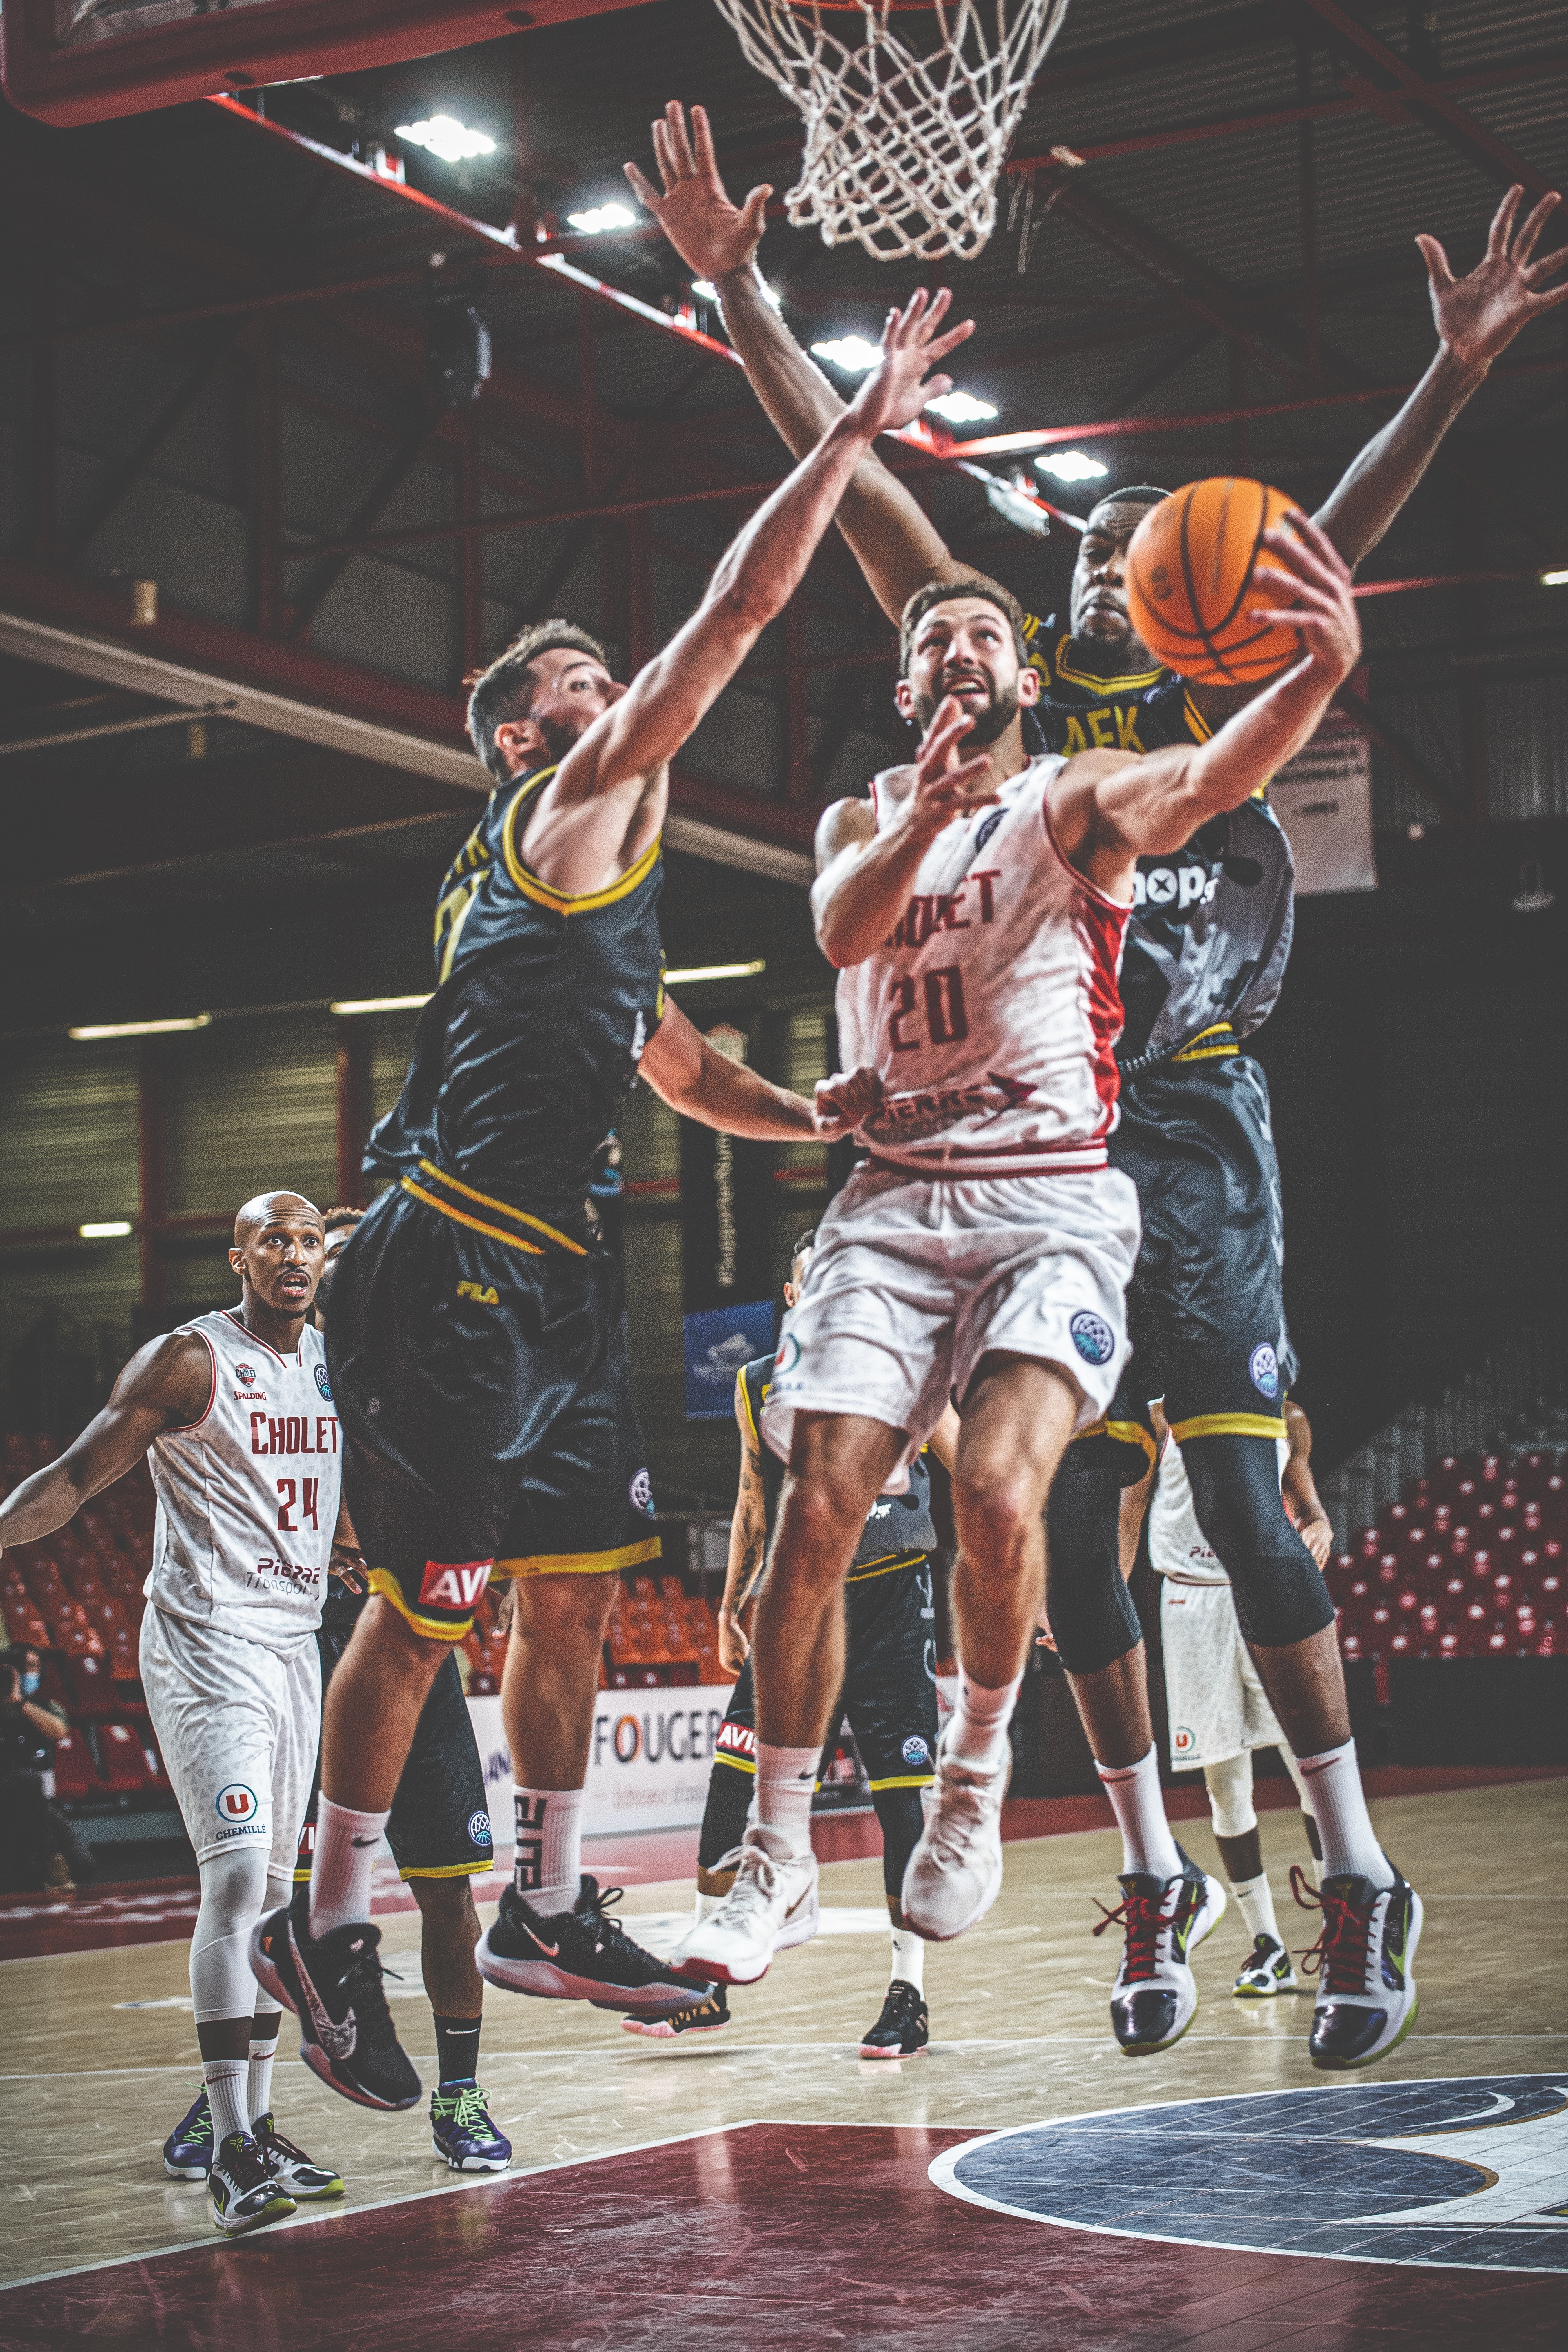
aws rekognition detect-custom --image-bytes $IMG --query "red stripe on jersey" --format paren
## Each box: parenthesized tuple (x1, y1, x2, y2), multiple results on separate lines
(1073, 889, 1132, 1138)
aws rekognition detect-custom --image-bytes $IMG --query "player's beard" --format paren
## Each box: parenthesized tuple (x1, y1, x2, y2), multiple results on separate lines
(533, 708, 596, 762)
(911, 674, 1019, 747)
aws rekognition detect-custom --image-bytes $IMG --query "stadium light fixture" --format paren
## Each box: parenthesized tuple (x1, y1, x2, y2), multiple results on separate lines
(664, 959, 766, 985)
(79, 1221, 133, 1239)
(68, 1014, 211, 1040)
(1035, 450, 1108, 483)
(925, 390, 998, 425)
(329, 993, 433, 1016)
(395, 116, 495, 165)
(566, 201, 637, 234)
(1541, 568, 1568, 587)
(693, 275, 782, 311)
(810, 335, 882, 372)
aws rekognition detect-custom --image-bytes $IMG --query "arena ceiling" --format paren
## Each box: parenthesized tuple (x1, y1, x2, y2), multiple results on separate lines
(1, 0, 1564, 1013)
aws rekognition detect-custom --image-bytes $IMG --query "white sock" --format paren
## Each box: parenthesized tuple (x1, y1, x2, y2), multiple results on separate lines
(890, 1923, 925, 1993)
(1231, 1871, 1281, 1947)
(513, 1786, 582, 1914)
(1095, 1745, 1182, 1882)
(1294, 1739, 1393, 1889)
(309, 1794, 390, 1938)
(754, 1743, 818, 1856)
(247, 2015, 280, 2126)
(949, 1670, 1021, 1771)
(204, 2057, 250, 2149)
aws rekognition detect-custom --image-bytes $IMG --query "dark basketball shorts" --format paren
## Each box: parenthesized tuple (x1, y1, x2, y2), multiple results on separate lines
(713, 1557, 940, 1796)
(295, 1620, 493, 1882)
(1078, 1052, 1290, 1476)
(324, 1180, 661, 1641)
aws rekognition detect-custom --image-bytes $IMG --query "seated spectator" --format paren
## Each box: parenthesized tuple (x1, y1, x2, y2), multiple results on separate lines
(0, 1644, 92, 1893)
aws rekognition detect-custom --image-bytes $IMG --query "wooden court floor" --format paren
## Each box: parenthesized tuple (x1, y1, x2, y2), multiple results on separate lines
(1, 1779, 1564, 2348)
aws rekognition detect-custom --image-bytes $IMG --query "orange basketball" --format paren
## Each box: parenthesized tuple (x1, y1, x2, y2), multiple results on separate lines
(1125, 478, 1305, 685)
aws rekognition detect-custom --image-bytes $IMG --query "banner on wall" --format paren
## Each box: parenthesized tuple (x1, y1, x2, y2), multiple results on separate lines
(1271, 709, 1378, 896)
(469, 1690, 738, 1842)
(682, 1298, 775, 1420)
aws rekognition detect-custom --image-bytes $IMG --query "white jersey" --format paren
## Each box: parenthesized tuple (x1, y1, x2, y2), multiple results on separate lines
(1150, 1434, 1291, 1585)
(145, 1307, 342, 1653)
(835, 755, 1131, 1177)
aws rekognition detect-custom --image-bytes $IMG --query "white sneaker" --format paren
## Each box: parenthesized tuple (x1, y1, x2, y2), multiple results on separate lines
(1233, 1930, 1298, 1998)
(899, 1728, 1007, 1941)
(673, 1826, 818, 1987)
(1099, 1846, 1226, 2056)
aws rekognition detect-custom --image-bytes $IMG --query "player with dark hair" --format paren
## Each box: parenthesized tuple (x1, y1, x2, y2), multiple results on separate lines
(251, 292, 968, 2111)
(633, 1228, 955, 2056)
(635, 111, 1563, 2069)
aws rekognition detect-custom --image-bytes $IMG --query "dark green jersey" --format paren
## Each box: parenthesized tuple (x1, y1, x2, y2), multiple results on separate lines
(737, 1354, 936, 1579)
(366, 764, 665, 1239)
(1023, 619, 1295, 1070)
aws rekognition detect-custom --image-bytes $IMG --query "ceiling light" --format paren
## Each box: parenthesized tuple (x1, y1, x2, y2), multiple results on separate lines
(811, 335, 882, 373)
(79, 1221, 132, 1239)
(566, 201, 636, 234)
(1541, 568, 1568, 587)
(395, 116, 496, 165)
(1035, 450, 1108, 483)
(330, 994, 433, 1016)
(924, 391, 999, 425)
(664, 960, 766, 985)
(692, 279, 719, 300)
(68, 1014, 212, 1040)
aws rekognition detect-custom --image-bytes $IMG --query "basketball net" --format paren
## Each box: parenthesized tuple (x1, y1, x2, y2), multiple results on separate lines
(710, 0, 1074, 262)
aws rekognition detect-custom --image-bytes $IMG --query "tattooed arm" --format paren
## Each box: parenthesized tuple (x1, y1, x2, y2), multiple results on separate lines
(719, 1372, 771, 1671)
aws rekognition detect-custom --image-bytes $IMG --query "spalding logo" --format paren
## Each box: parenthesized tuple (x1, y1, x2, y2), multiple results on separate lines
(1069, 1310, 1115, 1367)
(1249, 1343, 1281, 1399)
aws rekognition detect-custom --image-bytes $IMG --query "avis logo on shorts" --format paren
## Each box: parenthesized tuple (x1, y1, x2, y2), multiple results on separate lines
(1249, 1343, 1281, 1399)
(216, 1783, 259, 1826)
(417, 1560, 492, 1610)
(901, 1736, 931, 1766)
(468, 1810, 493, 1847)
(1069, 1311, 1114, 1366)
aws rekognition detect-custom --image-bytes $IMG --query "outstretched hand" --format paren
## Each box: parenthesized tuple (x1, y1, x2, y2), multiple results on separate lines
(625, 101, 770, 283)
(844, 287, 976, 439)
(904, 695, 1001, 835)
(813, 1065, 884, 1138)
(1250, 512, 1360, 683)
(1418, 184, 1568, 376)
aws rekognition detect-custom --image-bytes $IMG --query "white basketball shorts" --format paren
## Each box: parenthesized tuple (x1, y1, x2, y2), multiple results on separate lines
(761, 1162, 1140, 1473)
(140, 1603, 320, 1872)
(1159, 1577, 1288, 1772)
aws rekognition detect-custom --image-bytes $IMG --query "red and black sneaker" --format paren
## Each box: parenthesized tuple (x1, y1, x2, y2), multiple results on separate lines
(1096, 1846, 1226, 2056)
(1293, 1863, 1423, 2071)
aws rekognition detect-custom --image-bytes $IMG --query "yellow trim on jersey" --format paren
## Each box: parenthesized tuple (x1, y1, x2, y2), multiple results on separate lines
(1169, 1412, 1287, 1443)
(494, 1537, 662, 1579)
(399, 1177, 547, 1256)
(714, 1751, 757, 1775)
(737, 1368, 763, 1446)
(1182, 689, 1214, 744)
(500, 767, 663, 913)
(416, 1159, 588, 1258)
(367, 1567, 473, 1642)
(1170, 1023, 1240, 1065)
(1107, 1417, 1158, 1465)
(867, 1772, 936, 1792)
(1049, 630, 1163, 695)
(398, 1860, 494, 1880)
(844, 1550, 927, 1584)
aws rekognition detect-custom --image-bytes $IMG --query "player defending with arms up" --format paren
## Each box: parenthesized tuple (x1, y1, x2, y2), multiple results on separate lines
(681, 512, 1370, 2006)
(253, 294, 968, 2111)
(0, 1194, 355, 2237)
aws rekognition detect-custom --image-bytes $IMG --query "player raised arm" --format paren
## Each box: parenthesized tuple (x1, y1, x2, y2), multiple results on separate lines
(1055, 514, 1360, 894)
(811, 698, 999, 967)
(639, 996, 883, 1140)
(0, 1335, 212, 1554)
(626, 102, 976, 625)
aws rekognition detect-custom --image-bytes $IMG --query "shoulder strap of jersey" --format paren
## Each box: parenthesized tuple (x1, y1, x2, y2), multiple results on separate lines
(738, 1356, 770, 1448)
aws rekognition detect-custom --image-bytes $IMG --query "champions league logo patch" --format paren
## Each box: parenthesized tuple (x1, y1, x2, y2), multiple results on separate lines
(931, 2078, 1568, 2273)
(315, 1363, 332, 1401)
(628, 1467, 654, 1516)
(1069, 1311, 1115, 1367)
(468, 1810, 493, 1847)
(1249, 1343, 1281, 1399)
(901, 1736, 931, 1765)
(973, 808, 1005, 853)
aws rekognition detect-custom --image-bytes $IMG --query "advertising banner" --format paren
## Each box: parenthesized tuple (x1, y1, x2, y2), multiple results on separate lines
(469, 1688, 736, 1843)
(1271, 710, 1378, 897)
(682, 1298, 775, 1420)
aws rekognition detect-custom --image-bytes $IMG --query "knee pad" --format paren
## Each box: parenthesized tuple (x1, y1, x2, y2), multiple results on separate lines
(190, 1846, 273, 2023)
(1180, 1435, 1335, 1649)
(871, 1785, 926, 1902)
(1043, 1460, 1143, 1675)
(1204, 1751, 1257, 1841)
(697, 1762, 754, 1873)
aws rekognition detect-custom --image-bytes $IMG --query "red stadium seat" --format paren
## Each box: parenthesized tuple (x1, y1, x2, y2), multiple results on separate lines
(63, 1652, 116, 1717)
(96, 1719, 152, 1791)
(49, 1726, 100, 1802)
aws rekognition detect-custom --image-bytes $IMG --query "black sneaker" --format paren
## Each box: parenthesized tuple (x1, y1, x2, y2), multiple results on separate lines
(1233, 1930, 1298, 1998)
(1096, 1845, 1226, 2056)
(621, 1985, 731, 2042)
(860, 1979, 929, 2059)
(209, 2129, 296, 2238)
(251, 1893, 421, 2111)
(1294, 1863, 1423, 2071)
(476, 1876, 715, 2017)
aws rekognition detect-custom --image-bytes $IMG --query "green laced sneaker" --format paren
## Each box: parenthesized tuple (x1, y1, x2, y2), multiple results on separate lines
(430, 2081, 512, 2172)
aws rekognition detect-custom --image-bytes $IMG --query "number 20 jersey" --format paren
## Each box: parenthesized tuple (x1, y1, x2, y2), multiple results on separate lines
(835, 755, 1134, 1179)
(145, 1308, 343, 1653)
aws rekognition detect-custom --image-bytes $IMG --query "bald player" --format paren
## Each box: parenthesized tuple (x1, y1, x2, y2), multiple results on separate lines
(0, 1192, 363, 2236)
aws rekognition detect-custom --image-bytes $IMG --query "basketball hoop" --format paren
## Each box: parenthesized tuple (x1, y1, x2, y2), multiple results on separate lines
(709, 0, 1074, 262)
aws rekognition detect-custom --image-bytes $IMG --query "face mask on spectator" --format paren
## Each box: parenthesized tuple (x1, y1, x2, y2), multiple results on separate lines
(21, 1673, 40, 1696)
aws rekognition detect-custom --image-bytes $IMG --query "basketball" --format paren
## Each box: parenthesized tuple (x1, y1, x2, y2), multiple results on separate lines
(1125, 478, 1305, 685)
